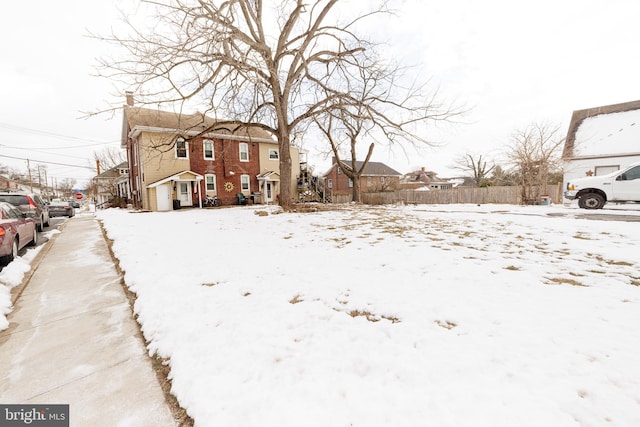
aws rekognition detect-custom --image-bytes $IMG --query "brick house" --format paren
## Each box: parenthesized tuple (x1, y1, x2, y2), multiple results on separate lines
(322, 158, 402, 197)
(121, 95, 299, 211)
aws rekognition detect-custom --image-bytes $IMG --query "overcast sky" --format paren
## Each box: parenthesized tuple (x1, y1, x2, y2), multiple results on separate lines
(1, 0, 639, 188)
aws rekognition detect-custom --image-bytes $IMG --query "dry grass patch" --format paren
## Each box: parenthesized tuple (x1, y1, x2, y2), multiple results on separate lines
(289, 294, 303, 304)
(604, 260, 634, 266)
(435, 320, 457, 330)
(346, 310, 400, 323)
(548, 277, 586, 287)
(573, 232, 592, 240)
(504, 265, 521, 271)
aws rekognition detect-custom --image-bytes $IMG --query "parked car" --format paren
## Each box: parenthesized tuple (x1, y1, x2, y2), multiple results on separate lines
(564, 161, 640, 209)
(48, 200, 76, 218)
(68, 199, 81, 208)
(0, 191, 50, 232)
(0, 201, 37, 265)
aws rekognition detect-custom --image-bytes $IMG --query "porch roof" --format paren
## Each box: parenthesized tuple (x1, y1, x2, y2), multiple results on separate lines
(147, 170, 203, 188)
(257, 171, 280, 181)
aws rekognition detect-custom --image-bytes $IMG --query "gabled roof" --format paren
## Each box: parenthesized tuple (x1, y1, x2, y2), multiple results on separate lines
(563, 100, 640, 160)
(324, 160, 402, 177)
(122, 106, 276, 147)
(147, 170, 204, 188)
(402, 168, 449, 185)
(257, 171, 280, 181)
(96, 162, 129, 179)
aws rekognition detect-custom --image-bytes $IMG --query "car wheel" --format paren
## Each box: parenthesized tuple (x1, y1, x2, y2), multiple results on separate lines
(44, 217, 50, 227)
(29, 228, 38, 246)
(580, 193, 605, 209)
(3, 238, 18, 264)
(37, 216, 43, 232)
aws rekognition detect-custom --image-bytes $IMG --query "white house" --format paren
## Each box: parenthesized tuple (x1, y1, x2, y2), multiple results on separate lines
(562, 100, 640, 191)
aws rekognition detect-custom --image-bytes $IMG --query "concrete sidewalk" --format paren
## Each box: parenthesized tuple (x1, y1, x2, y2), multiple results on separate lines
(0, 216, 176, 426)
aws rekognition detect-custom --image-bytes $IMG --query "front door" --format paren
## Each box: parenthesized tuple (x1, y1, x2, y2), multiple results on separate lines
(265, 182, 273, 202)
(157, 184, 171, 211)
(179, 182, 192, 206)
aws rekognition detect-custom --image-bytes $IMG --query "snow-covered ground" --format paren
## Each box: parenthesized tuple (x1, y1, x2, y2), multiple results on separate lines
(3, 203, 640, 426)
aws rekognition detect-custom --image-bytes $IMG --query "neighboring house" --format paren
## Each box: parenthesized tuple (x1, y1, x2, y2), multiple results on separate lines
(0, 175, 22, 190)
(94, 162, 129, 207)
(562, 100, 640, 190)
(256, 140, 301, 204)
(121, 95, 300, 211)
(322, 158, 402, 196)
(400, 167, 453, 190)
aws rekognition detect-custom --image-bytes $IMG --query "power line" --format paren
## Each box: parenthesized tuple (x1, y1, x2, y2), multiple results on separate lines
(0, 154, 94, 170)
(0, 121, 117, 145)
(0, 144, 95, 161)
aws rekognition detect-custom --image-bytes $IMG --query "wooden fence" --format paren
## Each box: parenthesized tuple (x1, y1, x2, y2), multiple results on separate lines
(330, 184, 563, 206)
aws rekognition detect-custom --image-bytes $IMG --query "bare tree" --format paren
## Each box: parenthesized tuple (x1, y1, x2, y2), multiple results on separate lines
(489, 164, 518, 186)
(313, 47, 459, 202)
(93, 0, 458, 209)
(507, 122, 564, 204)
(452, 153, 495, 187)
(57, 178, 77, 199)
(93, 146, 126, 172)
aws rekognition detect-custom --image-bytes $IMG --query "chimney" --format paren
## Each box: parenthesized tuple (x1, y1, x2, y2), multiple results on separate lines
(125, 91, 134, 106)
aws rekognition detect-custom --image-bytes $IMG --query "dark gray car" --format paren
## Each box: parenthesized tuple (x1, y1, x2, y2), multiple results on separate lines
(0, 191, 50, 232)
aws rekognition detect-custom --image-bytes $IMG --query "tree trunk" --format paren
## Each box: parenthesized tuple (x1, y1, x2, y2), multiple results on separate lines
(278, 131, 292, 209)
(352, 174, 361, 203)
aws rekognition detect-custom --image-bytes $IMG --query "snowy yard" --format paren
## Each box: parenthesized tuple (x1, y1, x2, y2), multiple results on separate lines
(3, 203, 639, 426)
(94, 203, 640, 427)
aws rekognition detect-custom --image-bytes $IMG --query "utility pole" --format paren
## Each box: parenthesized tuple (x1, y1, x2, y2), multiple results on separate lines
(26, 159, 33, 192)
(37, 165, 43, 195)
(43, 168, 49, 200)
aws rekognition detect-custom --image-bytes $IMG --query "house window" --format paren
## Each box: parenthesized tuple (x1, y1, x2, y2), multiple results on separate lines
(205, 174, 216, 192)
(595, 165, 619, 176)
(203, 140, 214, 160)
(268, 149, 279, 160)
(240, 174, 250, 191)
(328, 179, 333, 189)
(338, 167, 342, 174)
(175, 138, 188, 159)
(239, 143, 249, 162)
(367, 177, 372, 186)
(348, 179, 353, 188)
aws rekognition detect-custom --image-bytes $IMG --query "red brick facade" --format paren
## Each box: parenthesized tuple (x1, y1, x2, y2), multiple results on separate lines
(189, 137, 260, 205)
(323, 161, 402, 196)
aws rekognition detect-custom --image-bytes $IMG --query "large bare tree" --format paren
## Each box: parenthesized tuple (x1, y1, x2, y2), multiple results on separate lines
(507, 122, 564, 204)
(94, 0, 457, 209)
(452, 153, 495, 187)
(313, 49, 459, 202)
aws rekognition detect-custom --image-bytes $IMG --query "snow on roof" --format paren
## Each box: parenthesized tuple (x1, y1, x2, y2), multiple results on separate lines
(574, 109, 640, 157)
